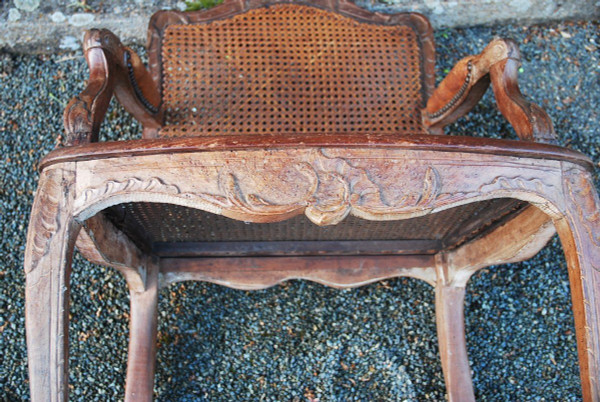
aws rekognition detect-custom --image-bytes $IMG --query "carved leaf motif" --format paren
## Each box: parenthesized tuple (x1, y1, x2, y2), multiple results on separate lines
(78, 157, 447, 227)
(77, 161, 566, 232)
(303, 159, 444, 223)
(83, 177, 181, 203)
(216, 172, 305, 216)
(418, 166, 441, 207)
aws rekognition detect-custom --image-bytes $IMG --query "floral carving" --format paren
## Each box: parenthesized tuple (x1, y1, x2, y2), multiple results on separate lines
(76, 153, 574, 232)
(207, 154, 444, 225)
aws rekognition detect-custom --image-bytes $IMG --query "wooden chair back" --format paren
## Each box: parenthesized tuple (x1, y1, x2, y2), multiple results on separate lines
(148, 0, 435, 137)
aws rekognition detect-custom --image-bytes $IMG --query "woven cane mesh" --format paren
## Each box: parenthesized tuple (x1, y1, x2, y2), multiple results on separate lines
(159, 4, 426, 137)
(104, 199, 523, 250)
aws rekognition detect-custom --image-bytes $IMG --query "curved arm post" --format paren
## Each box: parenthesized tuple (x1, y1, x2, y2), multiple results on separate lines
(63, 29, 162, 146)
(423, 38, 557, 144)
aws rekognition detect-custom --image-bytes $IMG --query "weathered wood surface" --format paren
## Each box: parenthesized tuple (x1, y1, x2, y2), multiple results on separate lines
(25, 147, 600, 400)
(39, 133, 593, 171)
(160, 255, 437, 289)
(26, 2, 600, 400)
(24, 165, 80, 402)
(70, 148, 565, 226)
(63, 29, 161, 145)
(555, 165, 600, 402)
(124, 259, 159, 401)
(435, 253, 475, 402)
(28, 137, 600, 400)
(76, 213, 147, 292)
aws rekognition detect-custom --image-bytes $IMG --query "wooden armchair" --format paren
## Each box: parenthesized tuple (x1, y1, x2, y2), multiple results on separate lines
(25, 1, 600, 400)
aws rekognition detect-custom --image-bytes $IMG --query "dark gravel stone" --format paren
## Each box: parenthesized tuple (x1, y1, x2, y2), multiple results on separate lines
(1, 20, 598, 401)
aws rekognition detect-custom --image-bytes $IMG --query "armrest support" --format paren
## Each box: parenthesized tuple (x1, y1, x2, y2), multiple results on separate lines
(423, 38, 557, 144)
(63, 29, 162, 146)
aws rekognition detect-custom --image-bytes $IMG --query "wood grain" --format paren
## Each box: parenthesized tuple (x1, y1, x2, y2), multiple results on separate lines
(63, 29, 161, 145)
(25, 166, 79, 402)
(39, 133, 593, 172)
(24, 2, 600, 401)
(423, 38, 557, 144)
(555, 164, 600, 401)
(124, 258, 159, 401)
(76, 213, 147, 292)
(160, 255, 437, 289)
(435, 254, 475, 402)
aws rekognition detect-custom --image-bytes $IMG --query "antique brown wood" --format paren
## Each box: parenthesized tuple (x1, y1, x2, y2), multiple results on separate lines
(125, 258, 159, 401)
(63, 29, 162, 145)
(24, 1, 600, 401)
(423, 38, 557, 144)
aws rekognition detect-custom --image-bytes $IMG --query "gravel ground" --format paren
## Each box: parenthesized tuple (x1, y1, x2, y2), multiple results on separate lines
(1, 19, 599, 401)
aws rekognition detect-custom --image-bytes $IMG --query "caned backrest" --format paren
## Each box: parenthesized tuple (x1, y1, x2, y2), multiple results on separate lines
(147, 0, 435, 137)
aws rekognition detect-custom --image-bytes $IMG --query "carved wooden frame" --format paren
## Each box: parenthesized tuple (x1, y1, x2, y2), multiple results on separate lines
(25, 138, 600, 401)
(146, 0, 436, 122)
(24, 1, 600, 401)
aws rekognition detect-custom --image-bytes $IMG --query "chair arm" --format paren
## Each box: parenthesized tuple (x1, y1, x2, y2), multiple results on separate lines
(422, 38, 557, 144)
(63, 29, 162, 145)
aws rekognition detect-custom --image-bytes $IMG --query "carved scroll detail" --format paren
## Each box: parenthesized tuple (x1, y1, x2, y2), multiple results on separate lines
(25, 168, 77, 275)
(75, 149, 568, 230)
(77, 156, 444, 226)
(63, 96, 94, 145)
(479, 176, 555, 194)
(83, 177, 181, 203)
(26, 172, 63, 274)
(564, 167, 600, 271)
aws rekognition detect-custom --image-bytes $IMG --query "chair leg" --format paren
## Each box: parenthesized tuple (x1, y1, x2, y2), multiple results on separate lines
(555, 167, 600, 402)
(125, 258, 159, 402)
(25, 168, 79, 402)
(435, 282, 476, 402)
(435, 254, 475, 402)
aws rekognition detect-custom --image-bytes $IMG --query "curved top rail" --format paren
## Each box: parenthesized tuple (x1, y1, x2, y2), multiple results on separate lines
(146, 1, 435, 125)
(39, 133, 593, 171)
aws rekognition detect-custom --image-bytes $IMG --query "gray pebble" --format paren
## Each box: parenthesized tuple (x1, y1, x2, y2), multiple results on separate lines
(7, 8, 21, 22)
(13, 0, 40, 12)
(68, 13, 95, 27)
(50, 11, 66, 24)
(59, 36, 80, 51)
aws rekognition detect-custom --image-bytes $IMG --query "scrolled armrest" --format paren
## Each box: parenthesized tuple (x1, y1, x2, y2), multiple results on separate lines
(422, 38, 557, 144)
(63, 29, 162, 146)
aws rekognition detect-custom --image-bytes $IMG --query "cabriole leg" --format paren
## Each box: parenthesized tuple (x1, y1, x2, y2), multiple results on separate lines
(556, 167, 600, 402)
(435, 255, 475, 402)
(25, 167, 79, 402)
(124, 258, 159, 401)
